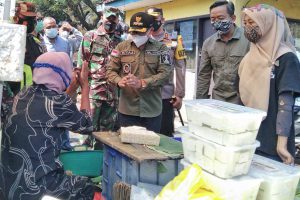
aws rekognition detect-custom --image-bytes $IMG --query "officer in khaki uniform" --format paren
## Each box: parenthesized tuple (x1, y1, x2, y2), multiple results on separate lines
(107, 12, 172, 133)
(146, 7, 186, 136)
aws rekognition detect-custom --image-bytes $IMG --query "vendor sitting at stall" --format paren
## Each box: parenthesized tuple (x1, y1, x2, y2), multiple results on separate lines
(1, 52, 98, 200)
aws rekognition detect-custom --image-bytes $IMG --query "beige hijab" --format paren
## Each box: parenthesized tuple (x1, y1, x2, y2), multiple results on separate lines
(238, 4, 296, 112)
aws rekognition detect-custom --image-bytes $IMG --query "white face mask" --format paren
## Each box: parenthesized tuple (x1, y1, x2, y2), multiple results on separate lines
(131, 34, 149, 48)
(60, 31, 70, 39)
(45, 28, 58, 39)
(151, 32, 164, 41)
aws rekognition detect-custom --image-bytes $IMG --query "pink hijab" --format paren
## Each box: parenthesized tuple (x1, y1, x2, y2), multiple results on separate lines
(32, 52, 72, 93)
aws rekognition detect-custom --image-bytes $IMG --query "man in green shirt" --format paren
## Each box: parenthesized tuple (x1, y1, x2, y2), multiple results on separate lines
(107, 12, 172, 132)
(196, 0, 249, 104)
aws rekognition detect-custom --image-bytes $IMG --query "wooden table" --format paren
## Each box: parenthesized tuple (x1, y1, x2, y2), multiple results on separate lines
(93, 131, 181, 162)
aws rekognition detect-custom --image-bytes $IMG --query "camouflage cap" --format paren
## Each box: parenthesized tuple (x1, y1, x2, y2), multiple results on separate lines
(129, 12, 154, 33)
(104, 6, 120, 18)
(146, 7, 163, 17)
(15, 1, 37, 17)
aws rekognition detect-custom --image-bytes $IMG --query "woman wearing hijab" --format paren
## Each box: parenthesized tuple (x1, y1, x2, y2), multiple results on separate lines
(239, 4, 300, 165)
(1, 52, 97, 199)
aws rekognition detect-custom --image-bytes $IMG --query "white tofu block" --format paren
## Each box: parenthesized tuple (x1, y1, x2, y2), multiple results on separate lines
(249, 155, 300, 200)
(180, 128, 260, 179)
(185, 99, 266, 133)
(120, 126, 160, 146)
(188, 124, 258, 146)
(181, 160, 263, 200)
(0, 23, 26, 81)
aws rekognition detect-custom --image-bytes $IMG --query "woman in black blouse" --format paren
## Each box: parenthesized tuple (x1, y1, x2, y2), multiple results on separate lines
(239, 4, 300, 164)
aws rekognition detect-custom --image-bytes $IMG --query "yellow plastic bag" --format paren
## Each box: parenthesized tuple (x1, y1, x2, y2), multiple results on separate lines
(155, 164, 222, 200)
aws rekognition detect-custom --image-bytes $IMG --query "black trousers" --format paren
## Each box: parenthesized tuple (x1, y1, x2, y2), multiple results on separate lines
(160, 99, 175, 137)
(118, 112, 162, 133)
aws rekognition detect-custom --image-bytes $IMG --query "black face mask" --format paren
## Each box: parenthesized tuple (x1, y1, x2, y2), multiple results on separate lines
(153, 20, 162, 31)
(104, 21, 117, 33)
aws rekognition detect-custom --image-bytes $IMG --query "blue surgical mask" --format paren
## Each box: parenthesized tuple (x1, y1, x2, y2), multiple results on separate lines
(45, 28, 58, 39)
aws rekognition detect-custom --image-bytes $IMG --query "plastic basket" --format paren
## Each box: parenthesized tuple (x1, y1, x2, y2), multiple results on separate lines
(59, 150, 103, 177)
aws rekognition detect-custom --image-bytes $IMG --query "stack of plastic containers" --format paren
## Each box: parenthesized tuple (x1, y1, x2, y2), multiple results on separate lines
(180, 99, 300, 200)
(181, 99, 266, 178)
(177, 99, 266, 199)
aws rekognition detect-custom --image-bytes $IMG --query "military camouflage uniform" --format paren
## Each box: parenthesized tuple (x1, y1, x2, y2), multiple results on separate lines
(77, 30, 122, 137)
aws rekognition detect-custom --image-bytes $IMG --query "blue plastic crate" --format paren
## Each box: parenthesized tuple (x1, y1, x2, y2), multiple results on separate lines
(102, 145, 181, 200)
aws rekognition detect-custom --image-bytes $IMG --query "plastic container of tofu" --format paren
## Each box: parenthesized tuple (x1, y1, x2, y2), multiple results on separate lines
(187, 124, 258, 146)
(180, 159, 262, 200)
(179, 128, 260, 179)
(249, 155, 300, 200)
(184, 99, 266, 134)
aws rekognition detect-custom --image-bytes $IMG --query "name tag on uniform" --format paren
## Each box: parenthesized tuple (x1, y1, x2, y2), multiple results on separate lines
(145, 50, 161, 55)
(120, 51, 135, 56)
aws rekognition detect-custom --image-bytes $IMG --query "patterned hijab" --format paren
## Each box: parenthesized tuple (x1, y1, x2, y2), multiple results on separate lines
(32, 52, 72, 93)
(238, 4, 296, 111)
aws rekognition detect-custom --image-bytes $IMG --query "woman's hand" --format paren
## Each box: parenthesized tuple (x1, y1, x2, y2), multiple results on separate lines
(78, 60, 90, 113)
(65, 71, 80, 96)
(78, 60, 89, 89)
(277, 135, 294, 165)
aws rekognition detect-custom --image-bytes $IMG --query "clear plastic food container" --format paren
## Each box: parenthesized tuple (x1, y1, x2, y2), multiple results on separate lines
(185, 99, 266, 134)
(180, 159, 262, 200)
(180, 128, 260, 179)
(187, 124, 258, 146)
(249, 155, 300, 200)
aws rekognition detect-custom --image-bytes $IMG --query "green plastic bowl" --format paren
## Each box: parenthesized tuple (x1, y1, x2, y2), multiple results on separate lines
(59, 150, 103, 177)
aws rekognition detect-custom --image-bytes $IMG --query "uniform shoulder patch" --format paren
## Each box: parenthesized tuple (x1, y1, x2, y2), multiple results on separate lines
(160, 51, 171, 65)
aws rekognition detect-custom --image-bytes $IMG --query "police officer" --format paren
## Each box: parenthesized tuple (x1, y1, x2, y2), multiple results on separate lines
(107, 12, 172, 133)
(146, 7, 187, 136)
(77, 6, 122, 148)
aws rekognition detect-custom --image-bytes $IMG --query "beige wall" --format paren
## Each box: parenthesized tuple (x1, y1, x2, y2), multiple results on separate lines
(125, 0, 213, 23)
(124, 0, 300, 25)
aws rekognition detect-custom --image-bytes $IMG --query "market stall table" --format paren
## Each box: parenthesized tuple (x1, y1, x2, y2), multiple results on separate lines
(93, 131, 183, 200)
